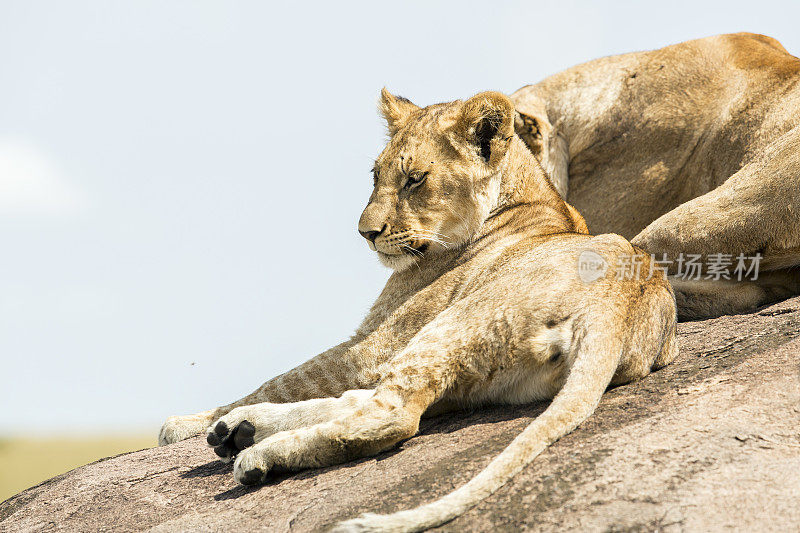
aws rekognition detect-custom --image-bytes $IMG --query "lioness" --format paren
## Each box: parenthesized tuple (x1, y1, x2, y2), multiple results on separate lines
(511, 32, 800, 320)
(160, 90, 677, 531)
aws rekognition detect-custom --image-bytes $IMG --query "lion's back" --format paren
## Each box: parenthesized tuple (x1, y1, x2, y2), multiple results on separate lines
(513, 33, 800, 239)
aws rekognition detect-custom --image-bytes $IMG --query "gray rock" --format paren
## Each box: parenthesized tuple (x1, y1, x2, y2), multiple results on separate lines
(3, 297, 800, 532)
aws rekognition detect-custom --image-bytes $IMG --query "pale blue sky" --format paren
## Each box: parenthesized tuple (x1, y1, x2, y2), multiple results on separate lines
(1, 1, 798, 434)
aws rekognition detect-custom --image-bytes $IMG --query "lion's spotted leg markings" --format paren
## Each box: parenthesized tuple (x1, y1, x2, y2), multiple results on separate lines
(204, 390, 377, 461)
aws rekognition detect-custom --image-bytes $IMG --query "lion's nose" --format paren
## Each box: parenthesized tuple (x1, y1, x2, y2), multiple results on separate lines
(359, 224, 387, 243)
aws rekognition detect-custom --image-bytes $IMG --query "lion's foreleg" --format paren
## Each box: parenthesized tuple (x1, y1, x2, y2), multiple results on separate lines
(632, 127, 800, 318)
(202, 389, 376, 461)
(227, 300, 496, 485)
(159, 338, 387, 446)
(668, 271, 800, 320)
(229, 361, 444, 486)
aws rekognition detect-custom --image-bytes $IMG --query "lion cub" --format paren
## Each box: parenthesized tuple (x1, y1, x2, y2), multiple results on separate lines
(159, 90, 678, 532)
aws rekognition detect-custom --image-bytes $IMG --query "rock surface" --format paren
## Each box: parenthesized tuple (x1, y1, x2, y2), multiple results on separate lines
(2, 297, 800, 532)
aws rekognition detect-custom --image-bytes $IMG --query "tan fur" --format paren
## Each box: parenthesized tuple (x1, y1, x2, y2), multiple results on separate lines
(159, 90, 677, 532)
(511, 32, 800, 319)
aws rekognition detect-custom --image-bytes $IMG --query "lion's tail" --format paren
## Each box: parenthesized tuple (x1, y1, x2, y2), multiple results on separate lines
(333, 324, 623, 533)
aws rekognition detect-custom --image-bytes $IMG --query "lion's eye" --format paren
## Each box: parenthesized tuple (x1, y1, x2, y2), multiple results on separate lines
(404, 172, 428, 190)
(372, 169, 379, 187)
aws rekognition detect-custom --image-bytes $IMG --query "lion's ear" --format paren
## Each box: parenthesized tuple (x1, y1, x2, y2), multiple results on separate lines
(379, 88, 419, 135)
(457, 91, 515, 166)
(513, 96, 552, 161)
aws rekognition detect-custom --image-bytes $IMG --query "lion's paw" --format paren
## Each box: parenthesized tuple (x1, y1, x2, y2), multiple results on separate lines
(205, 418, 257, 462)
(232, 443, 274, 486)
(158, 412, 214, 446)
(205, 403, 292, 461)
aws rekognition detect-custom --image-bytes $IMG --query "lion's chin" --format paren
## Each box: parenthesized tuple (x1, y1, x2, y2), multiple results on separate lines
(377, 251, 419, 272)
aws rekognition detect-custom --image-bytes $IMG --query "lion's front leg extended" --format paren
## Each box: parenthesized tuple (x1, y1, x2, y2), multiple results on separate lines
(668, 270, 800, 320)
(159, 264, 450, 446)
(230, 340, 477, 484)
(203, 390, 375, 461)
(159, 338, 381, 446)
(227, 296, 502, 485)
(231, 382, 432, 485)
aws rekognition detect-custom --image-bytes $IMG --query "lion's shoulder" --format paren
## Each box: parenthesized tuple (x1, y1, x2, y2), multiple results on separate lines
(708, 32, 800, 74)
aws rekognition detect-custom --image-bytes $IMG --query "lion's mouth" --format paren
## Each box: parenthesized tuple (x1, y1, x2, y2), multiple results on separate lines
(402, 243, 429, 255)
(375, 242, 430, 258)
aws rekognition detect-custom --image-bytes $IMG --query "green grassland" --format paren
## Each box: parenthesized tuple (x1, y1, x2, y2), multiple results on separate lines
(0, 435, 155, 502)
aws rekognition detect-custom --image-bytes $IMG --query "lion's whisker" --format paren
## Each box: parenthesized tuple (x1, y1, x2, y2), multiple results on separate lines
(408, 230, 453, 248)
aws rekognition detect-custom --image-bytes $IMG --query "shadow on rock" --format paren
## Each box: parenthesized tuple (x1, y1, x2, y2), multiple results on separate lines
(180, 460, 231, 479)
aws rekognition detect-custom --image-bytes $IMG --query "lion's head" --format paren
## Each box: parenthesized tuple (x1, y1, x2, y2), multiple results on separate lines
(358, 89, 517, 271)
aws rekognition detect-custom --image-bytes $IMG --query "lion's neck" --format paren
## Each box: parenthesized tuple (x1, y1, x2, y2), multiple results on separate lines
(476, 138, 580, 240)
